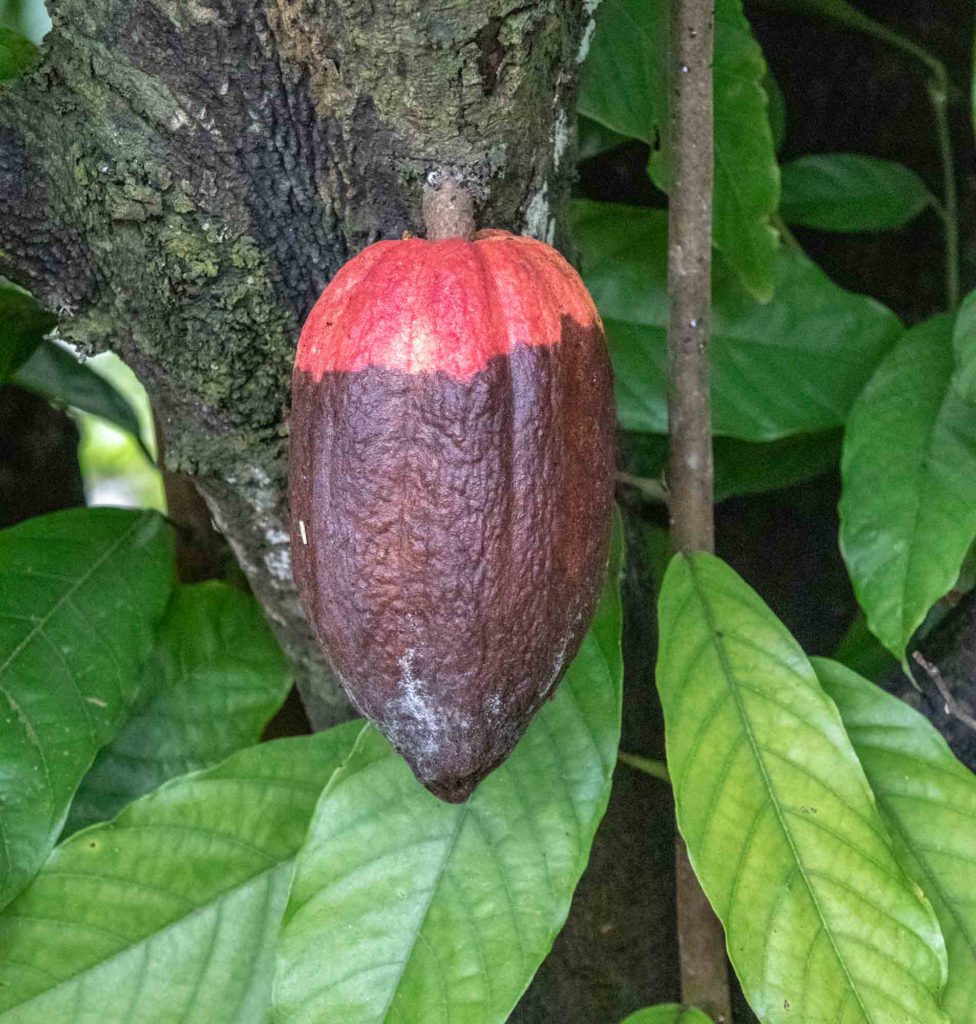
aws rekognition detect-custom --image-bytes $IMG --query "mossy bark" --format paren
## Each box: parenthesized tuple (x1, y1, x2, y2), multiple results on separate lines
(0, 0, 592, 724)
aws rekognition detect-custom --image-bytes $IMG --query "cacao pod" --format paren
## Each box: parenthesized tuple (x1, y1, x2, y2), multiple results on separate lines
(290, 228, 615, 802)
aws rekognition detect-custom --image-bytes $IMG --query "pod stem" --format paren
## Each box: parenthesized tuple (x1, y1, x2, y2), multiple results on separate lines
(422, 179, 476, 240)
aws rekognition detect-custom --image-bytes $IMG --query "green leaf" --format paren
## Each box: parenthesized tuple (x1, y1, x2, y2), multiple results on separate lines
(813, 658, 976, 1023)
(578, 115, 629, 162)
(0, 25, 37, 82)
(952, 289, 976, 405)
(780, 154, 933, 232)
(580, 0, 780, 301)
(64, 582, 292, 835)
(0, 279, 55, 380)
(621, 430, 841, 503)
(840, 314, 976, 659)
(0, 725, 362, 1023)
(573, 201, 901, 440)
(765, 70, 787, 152)
(656, 552, 949, 1024)
(834, 610, 897, 682)
(620, 1006, 713, 1024)
(13, 340, 152, 458)
(272, 517, 625, 1024)
(0, 508, 174, 910)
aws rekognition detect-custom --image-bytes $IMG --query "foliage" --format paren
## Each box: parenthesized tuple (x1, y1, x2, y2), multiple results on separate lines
(657, 553, 948, 1024)
(272, 518, 623, 1023)
(573, 201, 901, 440)
(64, 581, 293, 835)
(813, 658, 976, 1022)
(0, 509, 174, 909)
(0, 279, 54, 380)
(0, 24, 36, 82)
(0, 727, 363, 1022)
(580, 0, 779, 301)
(14, 340, 151, 459)
(779, 154, 933, 232)
(840, 314, 976, 660)
(619, 1007, 713, 1024)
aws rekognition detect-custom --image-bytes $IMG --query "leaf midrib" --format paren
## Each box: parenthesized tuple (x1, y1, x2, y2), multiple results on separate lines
(685, 557, 875, 1024)
(375, 805, 469, 1024)
(0, 856, 290, 1018)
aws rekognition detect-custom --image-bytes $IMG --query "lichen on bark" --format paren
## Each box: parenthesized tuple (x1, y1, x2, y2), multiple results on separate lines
(0, 0, 590, 723)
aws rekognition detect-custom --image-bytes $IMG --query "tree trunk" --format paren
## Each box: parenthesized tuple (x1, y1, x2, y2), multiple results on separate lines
(0, 0, 593, 724)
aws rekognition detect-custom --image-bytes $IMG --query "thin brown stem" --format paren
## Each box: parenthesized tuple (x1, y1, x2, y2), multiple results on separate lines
(667, 0, 715, 556)
(666, 0, 731, 1020)
(913, 651, 976, 734)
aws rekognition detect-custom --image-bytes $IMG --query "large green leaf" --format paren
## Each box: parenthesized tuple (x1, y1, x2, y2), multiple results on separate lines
(620, 1007, 713, 1024)
(0, 279, 55, 380)
(0, 725, 362, 1022)
(0, 508, 173, 909)
(65, 582, 292, 835)
(952, 288, 976, 405)
(14, 340, 151, 458)
(780, 154, 933, 232)
(573, 201, 901, 439)
(840, 314, 976, 659)
(813, 658, 976, 1023)
(580, 0, 779, 301)
(656, 552, 948, 1024)
(272, 518, 625, 1024)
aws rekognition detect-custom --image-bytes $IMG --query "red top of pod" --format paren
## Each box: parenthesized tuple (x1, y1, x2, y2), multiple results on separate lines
(295, 230, 602, 381)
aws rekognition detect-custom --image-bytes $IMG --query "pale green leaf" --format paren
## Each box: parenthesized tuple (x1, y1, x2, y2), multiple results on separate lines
(65, 582, 292, 835)
(572, 201, 901, 439)
(577, 0, 778, 299)
(814, 658, 976, 1023)
(579, 0, 779, 300)
(952, 289, 976, 405)
(657, 552, 948, 1024)
(0, 725, 363, 1023)
(272, 518, 625, 1024)
(0, 508, 174, 909)
(840, 314, 976, 659)
(620, 1006, 713, 1024)
(780, 154, 933, 232)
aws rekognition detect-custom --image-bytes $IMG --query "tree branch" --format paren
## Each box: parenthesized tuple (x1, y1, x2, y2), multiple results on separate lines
(883, 587, 976, 771)
(0, 0, 593, 726)
(666, 0, 731, 1019)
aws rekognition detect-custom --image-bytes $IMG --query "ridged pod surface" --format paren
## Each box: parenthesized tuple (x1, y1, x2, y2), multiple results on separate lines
(290, 229, 615, 802)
